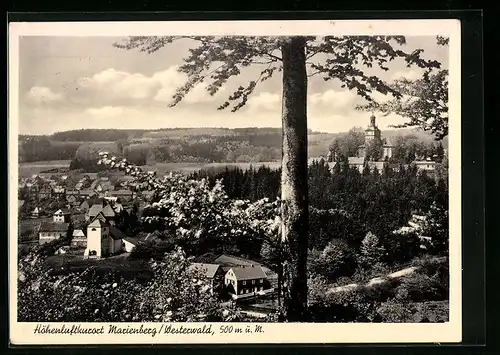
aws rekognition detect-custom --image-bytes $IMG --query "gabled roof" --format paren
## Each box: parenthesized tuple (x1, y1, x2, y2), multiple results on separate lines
(109, 225, 126, 240)
(123, 236, 138, 245)
(32, 207, 40, 213)
(213, 254, 257, 267)
(40, 222, 69, 233)
(228, 266, 267, 281)
(188, 263, 221, 279)
(54, 208, 70, 215)
(87, 204, 104, 217)
(72, 229, 86, 237)
(327, 162, 338, 170)
(102, 204, 116, 217)
(88, 213, 109, 228)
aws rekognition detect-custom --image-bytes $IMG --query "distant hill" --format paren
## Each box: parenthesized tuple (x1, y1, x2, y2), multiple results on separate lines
(18, 127, 446, 164)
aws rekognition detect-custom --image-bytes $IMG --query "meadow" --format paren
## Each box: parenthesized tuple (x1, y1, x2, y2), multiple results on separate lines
(19, 160, 282, 178)
(18, 160, 72, 177)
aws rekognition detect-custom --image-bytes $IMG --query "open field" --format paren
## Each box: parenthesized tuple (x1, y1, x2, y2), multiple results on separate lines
(19, 160, 71, 177)
(18, 160, 281, 179)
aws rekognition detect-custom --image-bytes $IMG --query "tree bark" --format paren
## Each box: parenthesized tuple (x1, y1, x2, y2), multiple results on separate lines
(280, 36, 309, 322)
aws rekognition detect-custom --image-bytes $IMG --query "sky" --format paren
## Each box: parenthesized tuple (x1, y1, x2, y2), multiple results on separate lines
(17, 36, 448, 135)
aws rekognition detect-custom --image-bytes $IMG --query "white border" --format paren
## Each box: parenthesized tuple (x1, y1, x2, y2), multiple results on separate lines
(8, 19, 462, 345)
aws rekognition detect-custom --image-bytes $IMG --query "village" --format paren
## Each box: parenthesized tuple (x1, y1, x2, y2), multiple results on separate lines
(17, 113, 446, 319)
(17, 170, 279, 316)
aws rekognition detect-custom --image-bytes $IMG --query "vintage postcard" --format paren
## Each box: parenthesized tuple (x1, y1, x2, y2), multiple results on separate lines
(9, 19, 462, 345)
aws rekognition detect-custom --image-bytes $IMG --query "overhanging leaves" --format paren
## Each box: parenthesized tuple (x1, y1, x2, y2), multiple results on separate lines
(114, 35, 443, 112)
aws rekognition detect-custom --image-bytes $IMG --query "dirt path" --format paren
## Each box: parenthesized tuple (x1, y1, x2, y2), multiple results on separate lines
(326, 257, 447, 295)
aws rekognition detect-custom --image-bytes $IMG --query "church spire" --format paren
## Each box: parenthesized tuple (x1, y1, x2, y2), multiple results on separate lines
(370, 112, 376, 127)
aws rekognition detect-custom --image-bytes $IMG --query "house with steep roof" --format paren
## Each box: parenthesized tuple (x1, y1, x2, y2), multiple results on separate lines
(71, 229, 87, 248)
(188, 263, 225, 294)
(31, 207, 40, 219)
(85, 202, 117, 222)
(39, 222, 70, 245)
(224, 266, 272, 300)
(53, 208, 71, 223)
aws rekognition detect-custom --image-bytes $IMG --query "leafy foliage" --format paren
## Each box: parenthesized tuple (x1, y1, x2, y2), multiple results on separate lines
(114, 36, 441, 112)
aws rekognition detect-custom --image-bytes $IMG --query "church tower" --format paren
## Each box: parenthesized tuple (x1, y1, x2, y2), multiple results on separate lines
(84, 212, 110, 259)
(364, 113, 382, 144)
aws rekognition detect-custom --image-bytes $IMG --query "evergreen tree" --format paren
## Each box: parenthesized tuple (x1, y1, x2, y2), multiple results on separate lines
(360, 232, 386, 266)
(115, 35, 443, 320)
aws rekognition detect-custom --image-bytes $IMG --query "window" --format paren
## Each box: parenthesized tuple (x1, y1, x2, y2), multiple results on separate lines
(260, 279, 263, 283)
(91, 228, 96, 231)
(242, 281, 246, 285)
(252, 280, 255, 284)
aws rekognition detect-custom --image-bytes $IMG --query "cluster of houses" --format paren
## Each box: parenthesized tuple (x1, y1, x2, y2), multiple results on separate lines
(38, 198, 139, 258)
(19, 172, 155, 221)
(36, 206, 276, 302)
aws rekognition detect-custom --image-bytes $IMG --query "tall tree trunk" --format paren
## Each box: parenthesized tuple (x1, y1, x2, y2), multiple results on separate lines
(280, 36, 309, 322)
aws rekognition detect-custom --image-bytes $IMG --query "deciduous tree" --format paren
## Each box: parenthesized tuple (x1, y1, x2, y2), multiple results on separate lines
(357, 36, 449, 140)
(115, 34, 442, 321)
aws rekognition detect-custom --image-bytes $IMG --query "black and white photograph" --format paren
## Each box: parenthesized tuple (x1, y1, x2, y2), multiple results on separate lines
(9, 20, 462, 344)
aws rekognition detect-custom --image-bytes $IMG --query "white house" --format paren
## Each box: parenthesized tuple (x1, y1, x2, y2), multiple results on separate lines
(84, 212, 136, 259)
(71, 229, 87, 248)
(53, 208, 71, 223)
(412, 160, 437, 171)
(224, 266, 272, 300)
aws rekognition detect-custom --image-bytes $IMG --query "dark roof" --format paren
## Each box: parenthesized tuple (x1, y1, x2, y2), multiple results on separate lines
(54, 208, 71, 215)
(123, 236, 138, 245)
(109, 225, 127, 240)
(88, 213, 110, 228)
(213, 254, 261, 267)
(228, 266, 267, 281)
(39, 222, 70, 233)
(188, 263, 220, 278)
(88, 203, 116, 218)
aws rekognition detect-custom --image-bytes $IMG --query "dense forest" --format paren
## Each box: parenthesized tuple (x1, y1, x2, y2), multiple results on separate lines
(189, 160, 448, 262)
(18, 127, 447, 166)
(19, 156, 449, 323)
